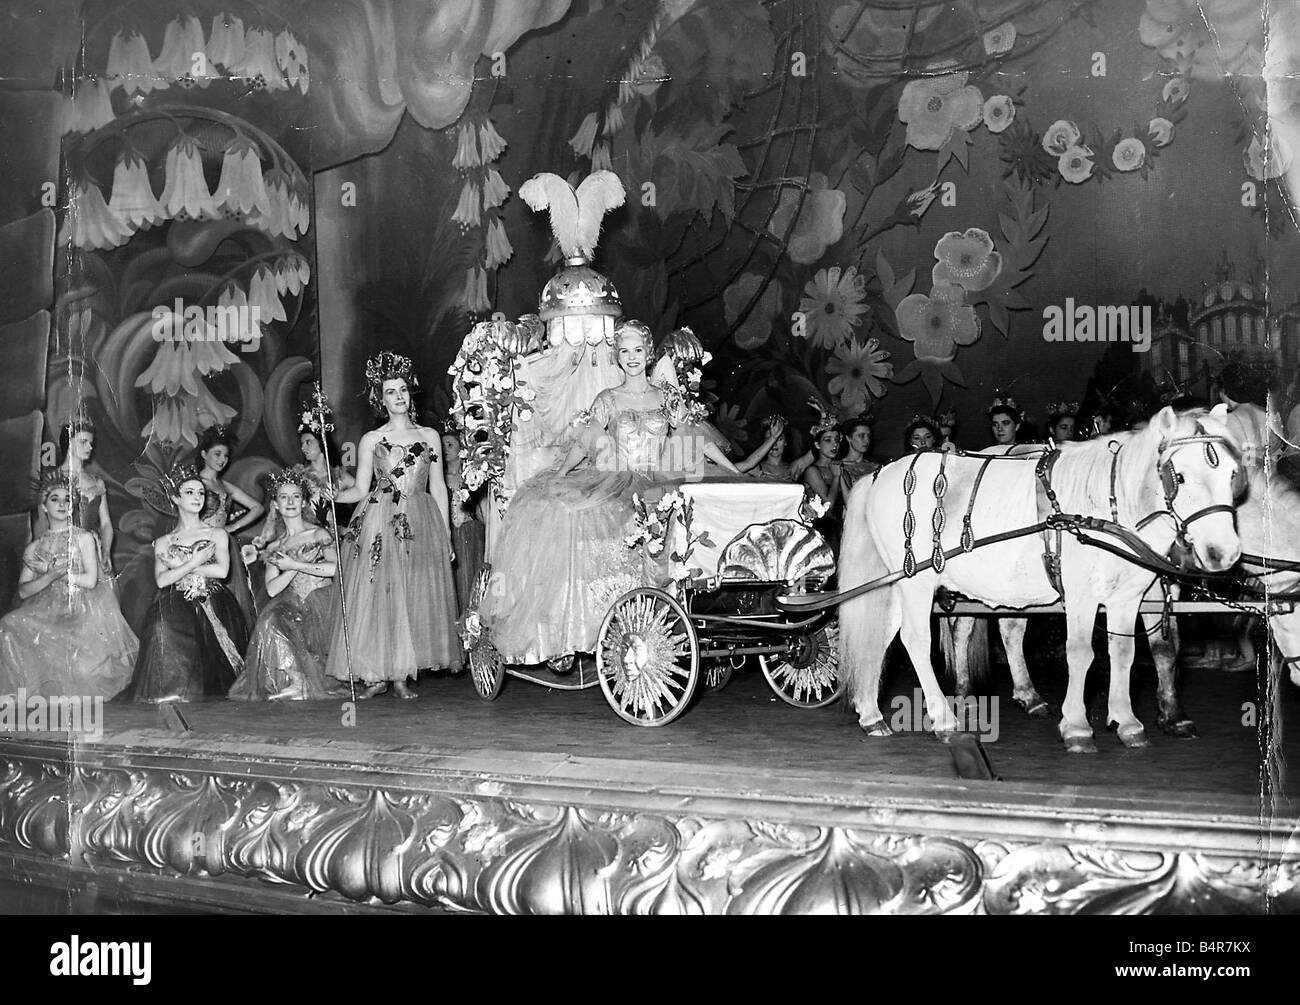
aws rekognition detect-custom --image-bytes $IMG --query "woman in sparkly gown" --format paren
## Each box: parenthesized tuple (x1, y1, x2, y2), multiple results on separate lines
(194, 424, 263, 623)
(126, 464, 249, 702)
(325, 352, 460, 699)
(480, 321, 740, 664)
(230, 468, 342, 701)
(0, 471, 136, 699)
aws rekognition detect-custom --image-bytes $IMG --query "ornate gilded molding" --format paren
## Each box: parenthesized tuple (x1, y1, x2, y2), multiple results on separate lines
(0, 739, 1295, 914)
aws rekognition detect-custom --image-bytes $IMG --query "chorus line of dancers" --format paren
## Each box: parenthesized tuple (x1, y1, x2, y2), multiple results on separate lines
(0, 334, 1279, 706)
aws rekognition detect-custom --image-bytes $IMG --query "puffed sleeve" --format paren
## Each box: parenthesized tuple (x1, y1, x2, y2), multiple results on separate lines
(564, 388, 618, 466)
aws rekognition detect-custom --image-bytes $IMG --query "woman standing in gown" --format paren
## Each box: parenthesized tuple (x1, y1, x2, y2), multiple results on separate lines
(480, 321, 741, 664)
(838, 417, 881, 495)
(230, 467, 342, 701)
(194, 424, 263, 623)
(127, 464, 249, 702)
(0, 471, 136, 699)
(326, 352, 460, 699)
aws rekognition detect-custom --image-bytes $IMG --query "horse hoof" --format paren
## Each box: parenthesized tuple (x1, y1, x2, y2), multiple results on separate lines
(1019, 698, 1051, 718)
(1158, 716, 1199, 739)
(1115, 724, 1150, 749)
(860, 720, 893, 737)
(934, 729, 959, 744)
(1063, 734, 1097, 754)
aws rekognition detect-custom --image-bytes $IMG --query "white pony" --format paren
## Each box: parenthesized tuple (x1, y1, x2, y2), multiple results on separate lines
(838, 406, 1245, 753)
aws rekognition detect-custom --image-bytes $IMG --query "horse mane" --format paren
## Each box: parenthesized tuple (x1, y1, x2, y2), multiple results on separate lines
(1047, 425, 1163, 523)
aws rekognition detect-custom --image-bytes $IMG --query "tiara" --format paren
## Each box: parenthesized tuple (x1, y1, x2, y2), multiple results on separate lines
(196, 423, 237, 451)
(35, 467, 75, 502)
(936, 409, 956, 427)
(63, 414, 95, 435)
(1046, 401, 1079, 417)
(365, 351, 419, 411)
(267, 464, 316, 498)
(986, 391, 1021, 417)
(158, 461, 202, 500)
(811, 414, 840, 438)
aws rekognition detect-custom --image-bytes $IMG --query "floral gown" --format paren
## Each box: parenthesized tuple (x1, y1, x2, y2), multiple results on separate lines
(480, 389, 688, 664)
(126, 538, 250, 702)
(0, 530, 137, 699)
(229, 529, 339, 700)
(325, 438, 460, 684)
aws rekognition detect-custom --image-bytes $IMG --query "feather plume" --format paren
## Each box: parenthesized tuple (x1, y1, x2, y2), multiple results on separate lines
(520, 170, 626, 259)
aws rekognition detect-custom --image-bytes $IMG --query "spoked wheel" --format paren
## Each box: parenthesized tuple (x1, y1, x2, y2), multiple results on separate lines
(759, 621, 842, 708)
(596, 588, 699, 726)
(703, 660, 734, 691)
(469, 640, 506, 701)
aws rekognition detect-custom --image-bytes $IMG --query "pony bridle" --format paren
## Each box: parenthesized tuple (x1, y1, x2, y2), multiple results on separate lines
(1134, 429, 1245, 552)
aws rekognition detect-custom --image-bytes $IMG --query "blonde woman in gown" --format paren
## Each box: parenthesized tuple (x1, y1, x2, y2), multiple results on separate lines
(480, 321, 740, 664)
(230, 468, 343, 700)
(0, 472, 136, 699)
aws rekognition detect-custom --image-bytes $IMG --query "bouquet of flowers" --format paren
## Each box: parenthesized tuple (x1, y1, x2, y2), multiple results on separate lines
(448, 320, 537, 506)
(179, 571, 212, 601)
(625, 491, 714, 583)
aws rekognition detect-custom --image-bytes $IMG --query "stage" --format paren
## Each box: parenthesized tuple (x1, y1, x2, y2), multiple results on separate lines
(0, 652, 1297, 914)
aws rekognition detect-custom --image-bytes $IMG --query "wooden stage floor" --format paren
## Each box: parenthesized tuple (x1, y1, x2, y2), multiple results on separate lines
(1, 645, 1296, 914)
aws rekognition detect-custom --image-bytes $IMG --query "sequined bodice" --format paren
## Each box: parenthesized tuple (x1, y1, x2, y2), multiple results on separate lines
(608, 407, 670, 473)
(274, 537, 333, 599)
(374, 438, 432, 499)
(28, 532, 87, 575)
(200, 487, 231, 527)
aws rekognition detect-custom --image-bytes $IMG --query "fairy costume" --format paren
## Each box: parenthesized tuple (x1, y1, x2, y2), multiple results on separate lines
(325, 437, 461, 684)
(127, 537, 250, 702)
(0, 528, 137, 699)
(200, 484, 257, 622)
(229, 527, 339, 701)
(480, 386, 698, 664)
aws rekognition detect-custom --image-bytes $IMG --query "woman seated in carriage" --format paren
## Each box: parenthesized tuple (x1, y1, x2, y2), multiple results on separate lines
(479, 320, 743, 665)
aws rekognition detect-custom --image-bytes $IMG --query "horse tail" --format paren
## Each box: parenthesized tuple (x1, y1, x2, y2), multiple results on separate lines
(838, 484, 899, 724)
(937, 617, 990, 690)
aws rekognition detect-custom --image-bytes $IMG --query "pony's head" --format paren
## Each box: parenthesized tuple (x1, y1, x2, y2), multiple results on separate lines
(1145, 404, 1244, 572)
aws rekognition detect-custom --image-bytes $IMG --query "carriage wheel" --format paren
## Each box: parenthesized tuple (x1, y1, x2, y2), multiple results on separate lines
(703, 660, 734, 691)
(469, 640, 506, 701)
(759, 622, 842, 708)
(596, 588, 699, 726)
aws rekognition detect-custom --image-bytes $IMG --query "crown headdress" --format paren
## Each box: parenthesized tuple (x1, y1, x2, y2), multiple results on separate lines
(267, 464, 315, 498)
(936, 409, 957, 428)
(63, 414, 95, 436)
(1046, 401, 1079, 418)
(810, 404, 840, 439)
(196, 422, 237, 453)
(365, 351, 419, 413)
(986, 390, 1021, 419)
(35, 467, 75, 503)
(158, 461, 202, 501)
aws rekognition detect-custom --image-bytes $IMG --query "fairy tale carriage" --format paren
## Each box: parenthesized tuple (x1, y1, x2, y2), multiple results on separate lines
(448, 171, 843, 725)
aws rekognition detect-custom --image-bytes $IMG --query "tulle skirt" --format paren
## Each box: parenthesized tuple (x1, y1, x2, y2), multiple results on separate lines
(325, 490, 461, 683)
(0, 578, 137, 700)
(480, 466, 653, 664)
(127, 584, 250, 702)
(229, 584, 339, 700)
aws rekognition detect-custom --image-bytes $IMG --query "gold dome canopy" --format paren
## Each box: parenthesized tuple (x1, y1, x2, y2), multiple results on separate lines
(538, 256, 623, 346)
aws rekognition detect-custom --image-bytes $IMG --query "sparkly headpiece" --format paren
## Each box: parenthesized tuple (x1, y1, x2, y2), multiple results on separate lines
(986, 391, 1022, 421)
(1046, 401, 1079, 420)
(267, 464, 315, 499)
(158, 461, 202, 500)
(365, 351, 419, 414)
(36, 467, 75, 503)
(810, 406, 840, 439)
(63, 414, 95, 436)
(936, 409, 957, 429)
(904, 414, 942, 445)
(196, 423, 237, 454)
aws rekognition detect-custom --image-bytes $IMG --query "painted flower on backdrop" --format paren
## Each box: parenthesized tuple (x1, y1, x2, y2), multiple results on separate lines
(1139, 0, 1264, 83)
(724, 271, 784, 350)
(1041, 119, 1082, 156)
(826, 338, 893, 412)
(768, 173, 846, 265)
(931, 229, 1002, 293)
(982, 22, 1016, 56)
(1163, 77, 1190, 105)
(897, 73, 983, 151)
(1243, 131, 1292, 181)
(1058, 145, 1095, 184)
(713, 403, 748, 447)
(895, 283, 980, 364)
(797, 266, 867, 349)
(982, 95, 1015, 134)
(1112, 137, 1146, 172)
(1147, 117, 1175, 147)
